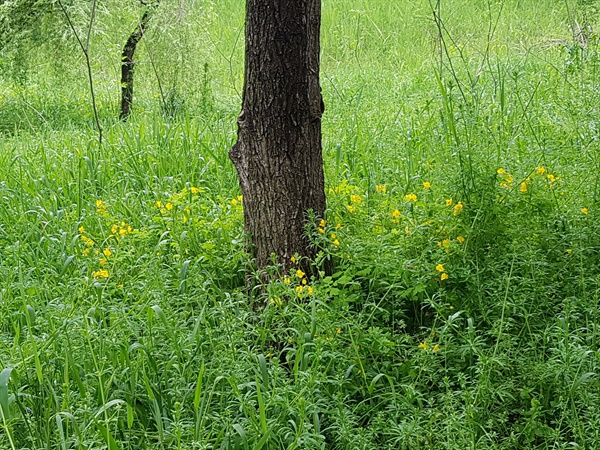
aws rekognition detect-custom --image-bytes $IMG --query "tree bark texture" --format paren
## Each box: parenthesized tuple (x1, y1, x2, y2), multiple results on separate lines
(120, 9, 152, 120)
(230, 0, 326, 274)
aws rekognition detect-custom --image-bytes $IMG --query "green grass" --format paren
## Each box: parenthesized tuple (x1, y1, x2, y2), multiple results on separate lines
(2, 0, 600, 448)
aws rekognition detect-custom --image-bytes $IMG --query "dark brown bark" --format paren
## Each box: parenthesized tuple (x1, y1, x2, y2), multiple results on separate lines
(120, 9, 153, 120)
(230, 0, 326, 275)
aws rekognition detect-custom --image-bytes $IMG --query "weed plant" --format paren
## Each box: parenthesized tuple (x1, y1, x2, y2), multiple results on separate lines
(2, 0, 600, 449)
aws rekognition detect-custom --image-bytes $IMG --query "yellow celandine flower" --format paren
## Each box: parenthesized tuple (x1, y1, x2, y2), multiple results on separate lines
(346, 205, 356, 213)
(547, 174, 556, 183)
(111, 224, 118, 234)
(404, 193, 417, 202)
(78, 226, 85, 234)
(441, 273, 449, 281)
(336, 327, 341, 334)
(291, 255, 297, 264)
(456, 236, 465, 244)
(190, 186, 200, 194)
(505, 174, 514, 183)
(423, 181, 432, 189)
(446, 198, 453, 206)
(519, 182, 528, 193)
(582, 207, 589, 214)
(336, 223, 343, 229)
(93, 269, 109, 279)
(296, 269, 305, 279)
(231, 198, 238, 206)
(350, 194, 362, 204)
(99, 259, 107, 266)
(418, 342, 428, 350)
(103, 248, 112, 257)
(390, 209, 401, 220)
(331, 233, 337, 239)
(433, 344, 440, 352)
(302, 278, 307, 285)
(453, 202, 464, 216)
(567, 249, 573, 254)
(318, 227, 324, 234)
(497, 168, 506, 175)
(283, 277, 291, 284)
(500, 182, 508, 188)
(295, 286, 304, 295)
(96, 200, 107, 214)
(156, 201, 163, 208)
(307, 286, 314, 295)
(436, 264, 445, 272)
(536, 166, 546, 175)
(333, 239, 340, 247)
(319, 219, 327, 228)
(376, 184, 387, 193)
(82, 248, 91, 256)
(269, 297, 282, 306)
(165, 202, 174, 211)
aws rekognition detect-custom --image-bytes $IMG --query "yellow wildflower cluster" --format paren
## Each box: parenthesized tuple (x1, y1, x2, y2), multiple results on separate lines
(375, 184, 387, 193)
(96, 200, 107, 214)
(453, 201, 464, 216)
(93, 269, 109, 279)
(436, 263, 449, 281)
(111, 222, 133, 238)
(404, 193, 417, 202)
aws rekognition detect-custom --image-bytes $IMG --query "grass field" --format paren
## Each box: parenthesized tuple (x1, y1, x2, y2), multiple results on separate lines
(2, 0, 600, 448)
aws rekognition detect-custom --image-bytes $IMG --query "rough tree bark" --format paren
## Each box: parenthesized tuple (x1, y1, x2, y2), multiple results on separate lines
(229, 0, 326, 275)
(120, 5, 155, 120)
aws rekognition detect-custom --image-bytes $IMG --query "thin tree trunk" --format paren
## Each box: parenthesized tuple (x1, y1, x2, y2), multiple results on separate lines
(120, 9, 153, 120)
(230, 0, 326, 276)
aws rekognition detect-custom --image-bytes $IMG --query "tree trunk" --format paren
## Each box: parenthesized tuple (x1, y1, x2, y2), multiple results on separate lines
(230, 0, 326, 275)
(120, 9, 153, 120)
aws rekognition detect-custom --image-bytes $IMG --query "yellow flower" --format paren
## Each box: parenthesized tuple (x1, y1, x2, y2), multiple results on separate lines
(165, 202, 174, 211)
(375, 184, 387, 193)
(418, 342, 428, 350)
(78, 226, 85, 234)
(350, 194, 362, 204)
(156, 200, 163, 208)
(536, 166, 546, 175)
(296, 269, 305, 279)
(333, 239, 340, 247)
(346, 205, 356, 213)
(446, 198, 453, 206)
(519, 182, 528, 193)
(318, 227, 324, 234)
(330, 233, 337, 239)
(433, 344, 440, 352)
(307, 286, 314, 295)
(497, 168, 506, 175)
(99, 258, 107, 266)
(404, 193, 417, 202)
(441, 272, 449, 281)
(582, 207, 589, 214)
(231, 198, 238, 206)
(269, 297, 282, 306)
(505, 174, 514, 183)
(295, 286, 304, 295)
(96, 200, 106, 214)
(436, 264, 445, 272)
(190, 186, 200, 194)
(283, 277, 291, 284)
(93, 269, 109, 279)
(319, 219, 327, 228)
(390, 209, 401, 220)
(82, 248, 91, 256)
(456, 236, 465, 244)
(566, 249, 573, 254)
(547, 174, 556, 183)
(103, 248, 112, 257)
(291, 255, 297, 264)
(453, 202, 464, 216)
(423, 181, 432, 189)
(336, 327, 341, 334)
